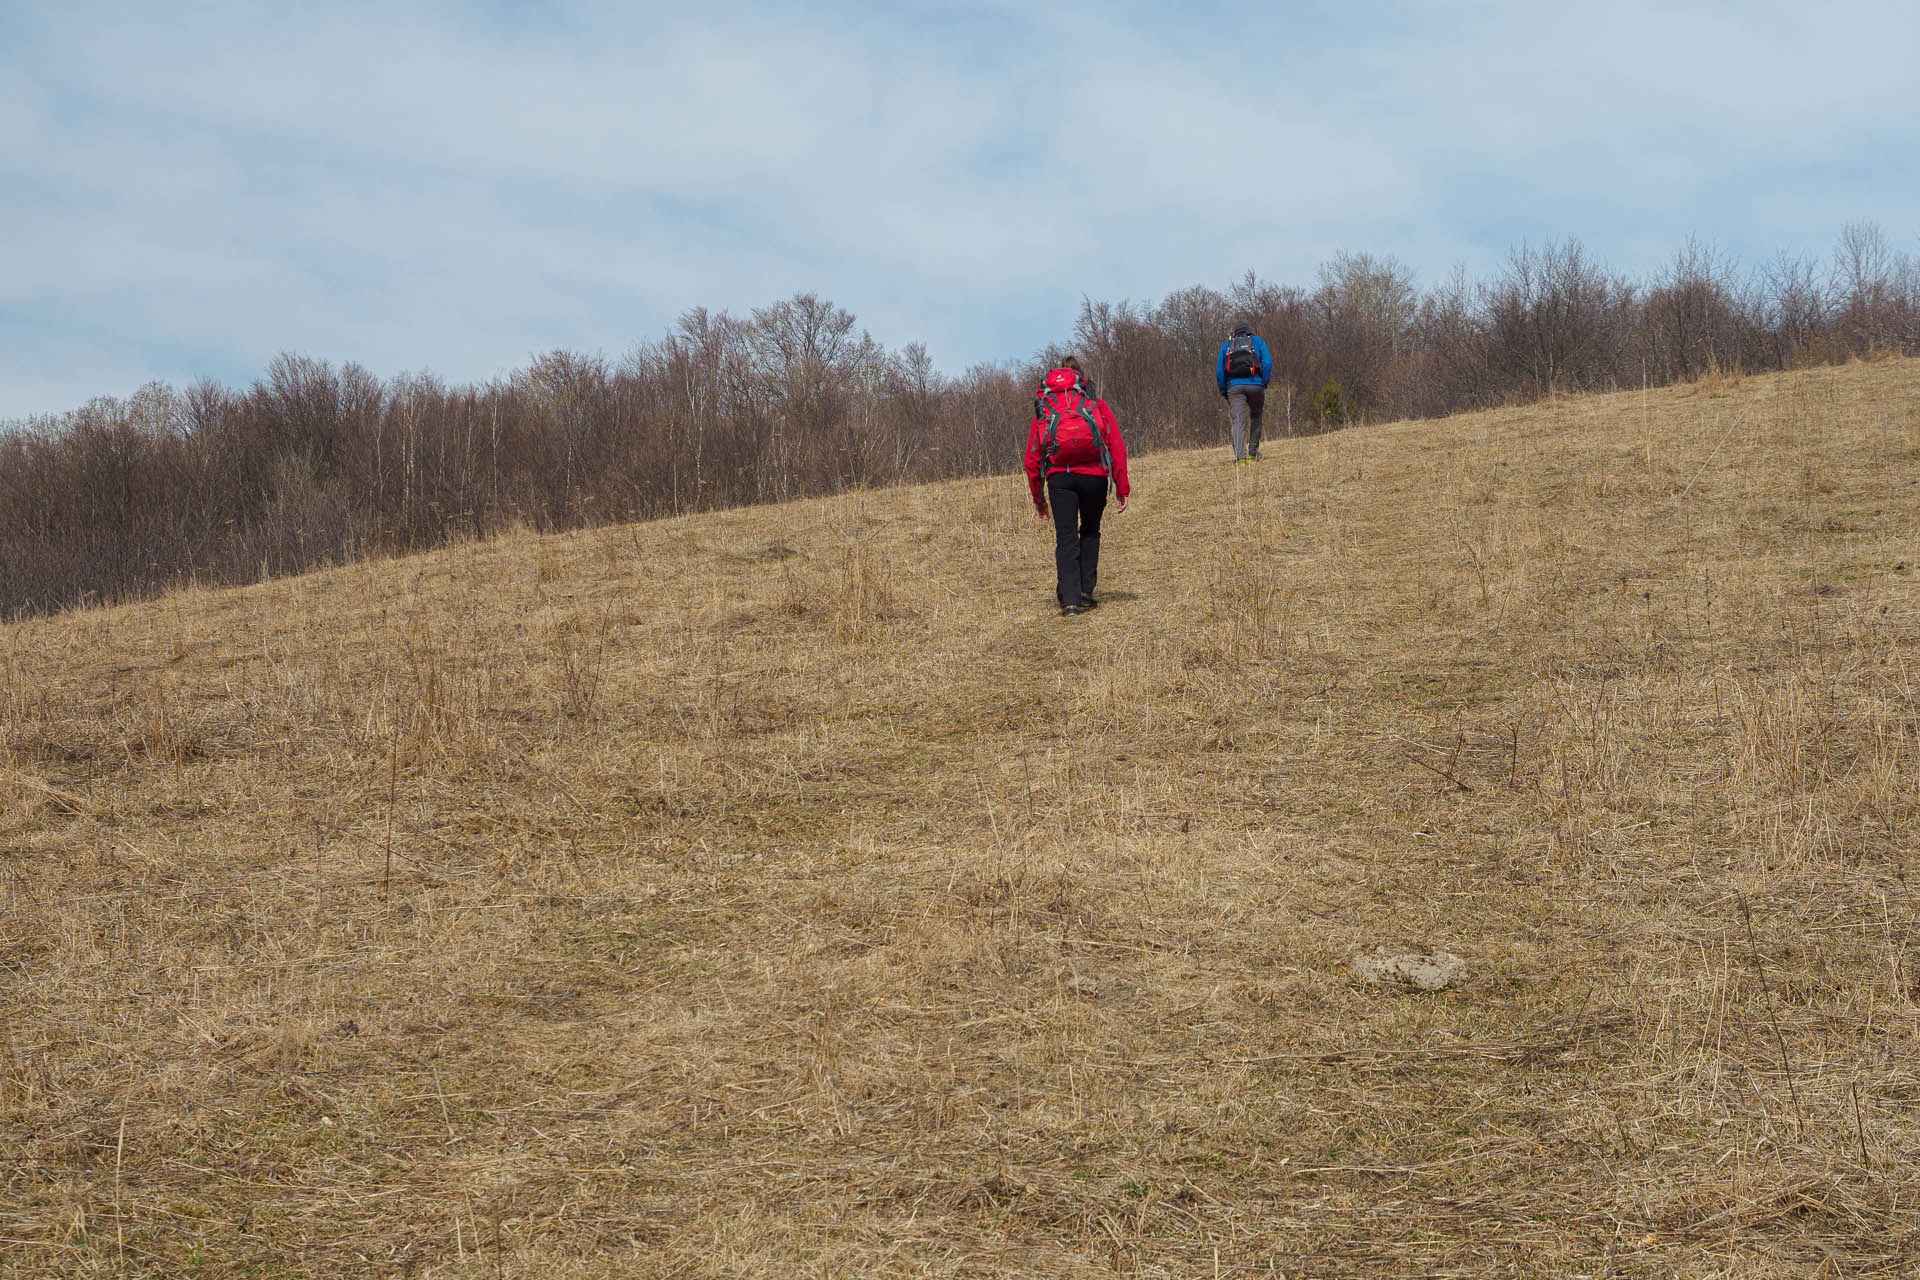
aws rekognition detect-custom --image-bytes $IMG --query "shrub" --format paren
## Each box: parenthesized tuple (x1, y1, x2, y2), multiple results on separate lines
(1310, 381, 1348, 427)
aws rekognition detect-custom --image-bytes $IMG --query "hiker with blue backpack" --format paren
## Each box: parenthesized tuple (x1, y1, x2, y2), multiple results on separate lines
(1024, 356, 1129, 617)
(1216, 325, 1273, 464)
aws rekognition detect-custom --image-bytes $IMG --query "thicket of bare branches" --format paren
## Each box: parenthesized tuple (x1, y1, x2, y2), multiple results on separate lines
(4, 225, 1917, 617)
(0, 297, 1033, 616)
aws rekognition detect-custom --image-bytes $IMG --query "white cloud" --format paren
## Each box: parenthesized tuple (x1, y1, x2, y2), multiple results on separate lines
(4, 0, 1919, 416)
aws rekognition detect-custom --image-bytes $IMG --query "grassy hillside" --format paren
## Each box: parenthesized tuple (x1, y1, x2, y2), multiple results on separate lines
(4, 358, 1918, 1278)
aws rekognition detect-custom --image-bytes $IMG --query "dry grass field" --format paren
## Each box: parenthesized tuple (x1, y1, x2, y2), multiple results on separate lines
(4, 358, 1919, 1277)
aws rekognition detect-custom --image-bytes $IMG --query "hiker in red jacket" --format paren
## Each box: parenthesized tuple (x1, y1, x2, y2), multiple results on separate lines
(1023, 356, 1129, 616)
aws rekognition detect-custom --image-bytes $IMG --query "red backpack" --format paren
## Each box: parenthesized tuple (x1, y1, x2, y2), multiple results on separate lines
(1036, 376, 1111, 474)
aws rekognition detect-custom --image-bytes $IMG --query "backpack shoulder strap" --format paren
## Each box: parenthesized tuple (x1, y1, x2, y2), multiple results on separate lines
(1074, 394, 1113, 484)
(1038, 389, 1064, 464)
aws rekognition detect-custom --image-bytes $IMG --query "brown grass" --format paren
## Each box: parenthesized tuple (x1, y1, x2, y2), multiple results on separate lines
(4, 358, 1920, 1277)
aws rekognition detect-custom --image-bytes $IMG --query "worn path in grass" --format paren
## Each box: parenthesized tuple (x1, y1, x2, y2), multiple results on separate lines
(4, 359, 1919, 1277)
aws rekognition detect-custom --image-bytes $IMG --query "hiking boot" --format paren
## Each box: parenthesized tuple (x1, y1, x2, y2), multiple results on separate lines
(1249, 450, 1262, 461)
(1061, 604, 1084, 617)
(1234, 457, 1251, 467)
(1078, 595, 1099, 609)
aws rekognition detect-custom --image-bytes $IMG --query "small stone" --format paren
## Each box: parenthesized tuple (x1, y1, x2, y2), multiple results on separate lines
(1351, 947, 1468, 992)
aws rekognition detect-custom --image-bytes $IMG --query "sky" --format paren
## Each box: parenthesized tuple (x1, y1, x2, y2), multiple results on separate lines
(4, 0, 1918, 419)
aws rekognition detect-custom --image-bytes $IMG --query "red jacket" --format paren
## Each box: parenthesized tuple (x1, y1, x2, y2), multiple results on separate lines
(1022, 368, 1129, 508)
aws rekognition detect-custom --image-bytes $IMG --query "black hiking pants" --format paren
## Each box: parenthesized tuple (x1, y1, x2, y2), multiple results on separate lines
(1047, 471, 1108, 606)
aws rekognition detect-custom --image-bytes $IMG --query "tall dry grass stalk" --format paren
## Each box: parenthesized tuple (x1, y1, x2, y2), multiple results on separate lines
(3, 359, 1919, 1277)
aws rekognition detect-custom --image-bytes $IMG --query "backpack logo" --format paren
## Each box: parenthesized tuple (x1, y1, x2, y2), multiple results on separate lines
(1225, 334, 1260, 379)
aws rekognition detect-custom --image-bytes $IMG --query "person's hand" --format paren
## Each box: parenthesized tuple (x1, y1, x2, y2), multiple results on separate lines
(1035, 503, 1049, 522)
(1117, 493, 1129, 512)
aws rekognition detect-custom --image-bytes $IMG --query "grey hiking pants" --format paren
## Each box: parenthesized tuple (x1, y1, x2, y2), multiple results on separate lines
(1227, 385, 1265, 461)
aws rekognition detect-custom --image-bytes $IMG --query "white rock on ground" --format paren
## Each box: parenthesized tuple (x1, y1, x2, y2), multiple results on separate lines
(1351, 947, 1468, 992)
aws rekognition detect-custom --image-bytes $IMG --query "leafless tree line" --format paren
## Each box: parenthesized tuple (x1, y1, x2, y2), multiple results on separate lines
(1075, 222, 1919, 438)
(4, 224, 1916, 616)
(0, 294, 1032, 615)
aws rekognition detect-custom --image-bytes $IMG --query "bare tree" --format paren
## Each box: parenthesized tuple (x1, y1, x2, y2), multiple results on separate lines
(1758, 251, 1832, 367)
(1831, 221, 1919, 355)
(750, 293, 880, 494)
(1314, 251, 1419, 420)
(1642, 237, 1749, 381)
(882, 342, 941, 483)
(1485, 238, 1635, 396)
(1414, 265, 1493, 413)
